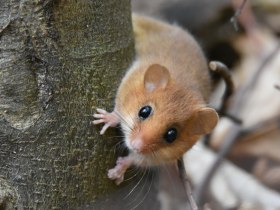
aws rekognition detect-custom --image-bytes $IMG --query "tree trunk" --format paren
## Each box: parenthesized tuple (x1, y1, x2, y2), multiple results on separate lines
(0, 0, 140, 209)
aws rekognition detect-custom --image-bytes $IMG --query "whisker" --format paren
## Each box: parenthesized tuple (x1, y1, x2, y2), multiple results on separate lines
(124, 167, 147, 199)
(124, 168, 147, 209)
(114, 141, 124, 151)
(130, 167, 154, 210)
(125, 167, 142, 182)
(126, 164, 142, 174)
(129, 167, 149, 208)
(106, 135, 125, 140)
(115, 110, 134, 132)
(152, 167, 160, 210)
(121, 102, 134, 125)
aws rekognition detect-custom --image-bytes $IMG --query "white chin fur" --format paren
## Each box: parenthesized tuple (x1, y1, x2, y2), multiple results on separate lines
(124, 137, 133, 151)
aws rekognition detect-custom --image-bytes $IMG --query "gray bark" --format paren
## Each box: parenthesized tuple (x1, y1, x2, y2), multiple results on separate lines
(0, 0, 151, 209)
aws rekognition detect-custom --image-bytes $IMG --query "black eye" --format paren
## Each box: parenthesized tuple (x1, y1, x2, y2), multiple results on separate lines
(164, 128, 177, 143)
(138, 105, 152, 120)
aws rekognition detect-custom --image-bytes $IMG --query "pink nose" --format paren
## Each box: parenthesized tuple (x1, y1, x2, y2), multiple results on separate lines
(130, 138, 144, 153)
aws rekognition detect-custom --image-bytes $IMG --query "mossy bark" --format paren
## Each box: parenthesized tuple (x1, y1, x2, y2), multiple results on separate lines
(0, 0, 134, 209)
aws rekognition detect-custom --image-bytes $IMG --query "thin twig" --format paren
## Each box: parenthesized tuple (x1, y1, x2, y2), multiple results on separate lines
(196, 123, 241, 207)
(217, 112, 242, 124)
(205, 61, 238, 145)
(237, 116, 280, 141)
(197, 40, 280, 208)
(197, 117, 280, 206)
(230, 42, 280, 115)
(178, 159, 198, 210)
(209, 61, 235, 115)
(230, 0, 249, 31)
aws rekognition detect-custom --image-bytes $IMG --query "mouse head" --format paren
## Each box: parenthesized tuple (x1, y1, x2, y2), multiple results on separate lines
(120, 64, 218, 165)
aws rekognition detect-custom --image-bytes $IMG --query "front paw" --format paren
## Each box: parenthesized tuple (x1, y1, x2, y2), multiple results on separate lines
(108, 167, 125, 185)
(107, 157, 132, 185)
(92, 108, 120, 135)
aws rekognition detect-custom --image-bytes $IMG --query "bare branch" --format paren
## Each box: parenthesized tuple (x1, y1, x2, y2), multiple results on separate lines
(185, 142, 280, 209)
(209, 61, 234, 115)
(197, 41, 280, 207)
(230, 0, 249, 31)
(178, 159, 198, 210)
(204, 61, 239, 145)
(230, 42, 280, 116)
(196, 123, 242, 207)
(237, 116, 280, 141)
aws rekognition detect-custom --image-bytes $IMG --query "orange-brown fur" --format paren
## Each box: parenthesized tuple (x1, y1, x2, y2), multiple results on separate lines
(111, 14, 217, 166)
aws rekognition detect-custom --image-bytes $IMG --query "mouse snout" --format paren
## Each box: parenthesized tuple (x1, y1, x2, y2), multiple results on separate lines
(129, 136, 157, 154)
(130, 138, 144, 153)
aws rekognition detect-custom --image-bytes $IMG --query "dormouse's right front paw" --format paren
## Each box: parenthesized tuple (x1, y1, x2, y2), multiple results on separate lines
(92, 108, 120, 135)
(107, 157, 132, 185)
(108, 167, 125, 186)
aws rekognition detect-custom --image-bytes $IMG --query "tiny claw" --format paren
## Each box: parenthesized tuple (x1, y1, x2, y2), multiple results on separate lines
(92, 108, 120, 135)
(93, 113, 104, 118)
(96, 108, 108, 114)
(108, 168, 124, 185)
(107, 156, 132, 185)
(100, 123, 110, 135)
(92, 119, 105, 125)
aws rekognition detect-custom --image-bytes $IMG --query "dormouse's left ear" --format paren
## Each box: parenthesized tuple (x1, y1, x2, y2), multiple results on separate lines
(187, 107, 219, 136)
(144, 64, 170, 92)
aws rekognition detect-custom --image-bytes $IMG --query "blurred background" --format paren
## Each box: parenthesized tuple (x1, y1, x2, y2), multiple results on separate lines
(130, 0, 280, 209)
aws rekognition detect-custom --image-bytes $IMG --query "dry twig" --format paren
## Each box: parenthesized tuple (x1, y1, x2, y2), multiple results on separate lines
(196, 40, 280, 208)
(230, 0, 249, 31)
(196, 123, 242, 207)
(209, 61, 234, 114)
(178, 159, 198, 210)
(185, 142, 280, 209)
(182, 61, 235, 207)
(208, 61, 240, 124)
(237, 116, 280, 141)
(204, 61, 237, 145)
(230, 42, 280, 115)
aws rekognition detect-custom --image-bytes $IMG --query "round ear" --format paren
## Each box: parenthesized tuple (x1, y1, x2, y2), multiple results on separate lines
(144, 64, 170, 92)
(187, 107, 219, 136)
